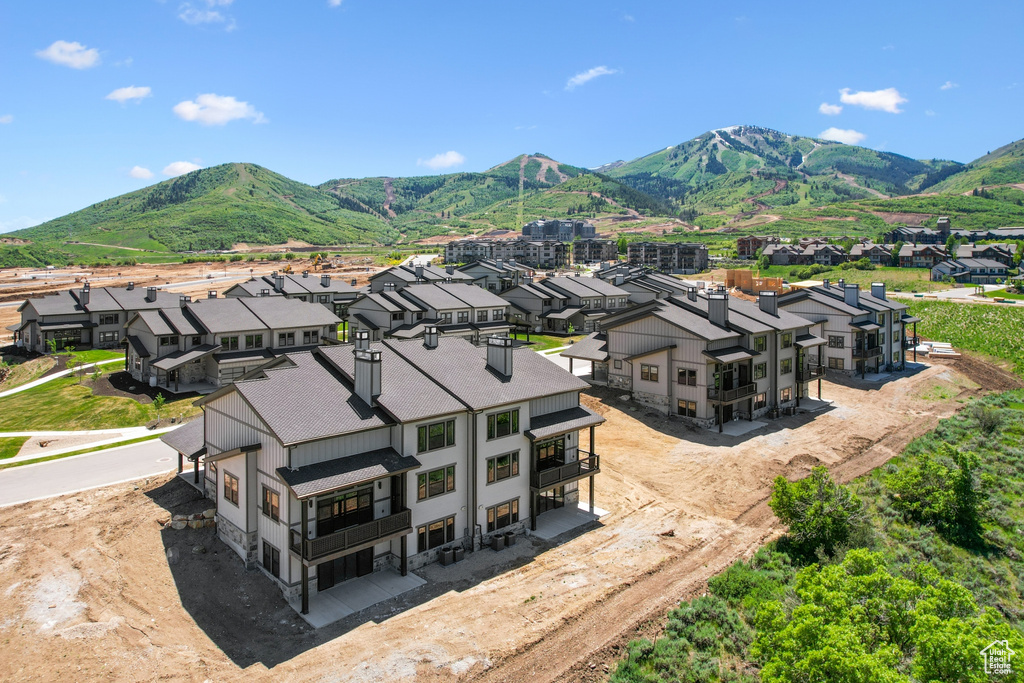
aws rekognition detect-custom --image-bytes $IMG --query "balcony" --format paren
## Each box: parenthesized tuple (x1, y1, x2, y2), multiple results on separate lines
(903, 336, 921, 349)
(852, 345, 883, 359)
(797, 365, 825, 382)
(531, 453, 600, 490)
(707, 382, 757, 402)
(289, 509, 411, 563)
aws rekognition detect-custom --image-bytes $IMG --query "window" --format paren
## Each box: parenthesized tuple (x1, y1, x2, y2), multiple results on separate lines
(618, 297, 627, 308)
(535, 438, 565, 470)
(828, 357, 844, 370)
(391, 312, 405, 322)
(416, 516, 455, 553)
(278, 332, 295, 347)
(780, 387, 792, 403)
(262, 541, 280, 578)
(878, 332, 885, 345)
(441, 312, 452, 324)
(417, 419, 455, 452)
(223, 471, 239, 506)
(781, 332, 793, 348)
(303, 330, 319, 344)
(877, 313, 885, 325)
(99, 313, 119, 326)
(99, 331, 118, 343)
(262, 486, 280, 522)
(613, 359, 622, 369)
(486, 499, 519, 533)
(828, 335, 844, 349)
(486, 451, 519, 483)
(677, 400, 696, 417)
(677, 368, 696, 386)
(640, 364, 659, 382)
(753, 392, 767, 410)
(296, 296, 308, 302)
(245, 334, 263, 350)
(487, 408, 519, 439)
(780, 358, 792, 374)
(542, 299, 552, 307)
(754, 336, 767, 352)
(493, 308, 504, 320)
(457, 311, 469, 324)
(754, 362, 767, 380)
(160, 335, 179, 347)
(191, 336, 202, 346)
(220, 336, 239, 351)
(417, 465, 456, 500)
(318, 295, 330, 303)
(476, 310, 488, 322)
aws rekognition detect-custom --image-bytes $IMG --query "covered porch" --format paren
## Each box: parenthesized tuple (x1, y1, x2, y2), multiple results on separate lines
(794, 332, 827, 406)
(160, 418, 207, 486)
(150, 344, 221, 394)
(559, 332, 609, 384)
(703, 346, 759, 433)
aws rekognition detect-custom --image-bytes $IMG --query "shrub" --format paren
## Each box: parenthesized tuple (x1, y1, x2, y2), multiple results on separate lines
(769, 466, 866, 559)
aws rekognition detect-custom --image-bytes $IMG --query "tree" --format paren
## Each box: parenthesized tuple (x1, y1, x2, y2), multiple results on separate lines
(153, 393, 166, 420)
(769, 466, 865, 558)
(617, 235, 628, 255)
(890, 240, 904, 267)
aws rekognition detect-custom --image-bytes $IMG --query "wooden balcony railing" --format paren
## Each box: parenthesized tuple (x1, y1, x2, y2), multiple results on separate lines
(289, 509, 411, 562)
(797, 365, 825, 382)
(903, 336, 921, 349)
(852, 345, 883, 359)
(707, 382, 757, 402)
(531, 453, 600, 490)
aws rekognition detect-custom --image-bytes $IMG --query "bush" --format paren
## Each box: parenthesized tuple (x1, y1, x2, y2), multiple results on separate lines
(769, 466, 866, 559)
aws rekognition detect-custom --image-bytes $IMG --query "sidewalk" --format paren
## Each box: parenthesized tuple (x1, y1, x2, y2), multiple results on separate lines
(1, 425, 179, 464)
(0, 357, 124, 399)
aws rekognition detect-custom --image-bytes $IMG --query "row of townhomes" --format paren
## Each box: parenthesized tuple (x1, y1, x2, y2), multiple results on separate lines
(125, 293, 342, 391)
(882, 216, 1024, 244)
(190, 330, 605, 615)
(501, 275, 631, 334)
(761, 240, 1016, 277)
(626, 242, 710, 274)
(444, 238, 569, 269)
(223, 270, 360, 317)
(931, 258, 1009, 284)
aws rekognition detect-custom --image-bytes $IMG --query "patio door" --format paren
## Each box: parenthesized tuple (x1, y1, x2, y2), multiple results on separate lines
(538, 486, 565, 513)
(316, 547, 373, 590)
(316, 486, 373, 536)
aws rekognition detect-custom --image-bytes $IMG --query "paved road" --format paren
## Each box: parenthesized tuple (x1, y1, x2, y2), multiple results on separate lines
(0, 439, 179, 507)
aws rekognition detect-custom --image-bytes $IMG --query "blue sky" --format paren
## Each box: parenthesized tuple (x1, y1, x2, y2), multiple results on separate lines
(1, 1, 1022, 232)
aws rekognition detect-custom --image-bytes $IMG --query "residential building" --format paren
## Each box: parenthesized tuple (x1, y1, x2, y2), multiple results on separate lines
(500, 280, 570, 333)
(525, 275, 632, 333)
(15, 282, 180, 354)
(931, 258, 1008, 284)
(778, 279, 913, 376)
(572, 239, 619, 264)
(594, 265, 695, 303)
(195, 331, 604, 615)
(930, 260, 969, 283)
(456, 259, 533, 293)
(368, 264, 474, 293)
(955, 243, 1017, 267)
(124, 294, 341, 392)
(626, 242, 709, 274)
(522, 219, 595, 241)
(803, 243, 848, 267)
(444, 239, 569, 269)
(737, 235, 780, 259)
(762, 244, 807, 266)
(849, 243, 893, 266)
(563, 286, 824, 429)
(224, 271, 360, 318)
(898, 244, 948, 269)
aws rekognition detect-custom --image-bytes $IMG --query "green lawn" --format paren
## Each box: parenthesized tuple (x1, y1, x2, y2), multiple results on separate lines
(0, 366, 200, 431)
(982, 288, 1024, 301)
(518, 334, 584, 352)
(65, 349, 125, 364)
(741, 264, 949, 293)
(0, 355, 56, 391)
(906, 298, 1024, 375)
(0, 436, 29, 460)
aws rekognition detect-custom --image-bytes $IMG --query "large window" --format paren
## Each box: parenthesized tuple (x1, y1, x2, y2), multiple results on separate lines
(417, 465, 455, 500)
(417, 419, 455, 452)
(493, 308, 504, 320)
(99, 313, 119, 326)
(316, 487, 373, 535)
(417, 516, 455, 553)
(754, 393, 767, 410)
(99, 331, 118, 343)
(457, 311, 469, 324)
(220, 336, 239, 351)
(262, 485, 279, 521)
(754, 362, 767, 380)
(828, 357, 844, 370)
(391, 312, 405, 322)
(677, 368, 696, 386)
(486, 499, 519, 533)
(223, 471, 239, 506)
(160, 335, 179, 347)
(780, 387, 793, 402)
(278, 332, 295, 347)
(476, 310, 488, 322)
(780, 358, 792, 374)
(754, 336, 767, 352)
(535, 438, 565, 471)
(262, 541, 280, 578)
(677, 400, 696, 418)
(441, 312, 452, 324)
(486, 451, 519, 483)
(318, 295, 330, 303)
(303, 329, 319, 345)
(781, 332, 793, 349)
(640, 364, 659, 382)
(487, 409, 519, 439)
(245, 334, 263, 350)
(828, 335, 844, 349)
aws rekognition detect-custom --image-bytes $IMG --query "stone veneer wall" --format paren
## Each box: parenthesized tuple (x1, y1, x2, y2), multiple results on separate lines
(217, 513, 258, 568)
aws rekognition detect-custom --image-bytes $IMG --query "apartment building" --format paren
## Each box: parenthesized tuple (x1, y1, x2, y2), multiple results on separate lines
(195, 330, 604, 614)
(456, 259, 534, 293)
(124, 294, 341, 391)
(368, 264, 474, 293)
(898, 244, 948, 269)
(513, 276, 631, 334)
(849, 243, 893, 266)
(626, 242, 709, 274)
(14, 282, 181, 354)
(444, 239, 569, 269)
(563, 287, 824, 429)
(522, 218, 596, 241)
(737, 235, 780, 259)
(931, 258, 1008, 284)
(572, 239, 619, 264)
(347, 282, 510, 343)
(762, 244, 807, 266)
(778, 280, 912, 376)
(500, 280, 570, 333)
(804, 244, 848, 267)
(955, 243, 1017, 267)
(224, 271, 360, 317)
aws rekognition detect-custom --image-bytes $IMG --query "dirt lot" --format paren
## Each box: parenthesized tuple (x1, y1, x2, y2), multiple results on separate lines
(0, 359, 1004, 682)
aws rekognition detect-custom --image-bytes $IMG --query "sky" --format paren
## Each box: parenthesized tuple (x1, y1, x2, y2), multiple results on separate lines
(1, 1, 1022, 232)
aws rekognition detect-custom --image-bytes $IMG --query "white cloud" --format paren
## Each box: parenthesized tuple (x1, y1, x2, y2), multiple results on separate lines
(328, 0, 343, 6)
(940, 80, 958, 90)
(565, 66, 619, 91)
(818, 102, 842, 116)
(838, 87, 907, 113)
(514, 125, 538, 131)
(129, 166, 154, 179)
(819, 128, 867, 145)
(925, 110, 937, 117)
(881, 44, 895, 51)
(114, 57, 133, 67)
(622, 14, 634, 21)
(417, 151, 466, 170)
(106, 86, 152, 104)
(35, 40, 101, 69)
(173, 93, 266, 125)
(163, 161, 202, 177)
(179, 6, 225, 24)
(0, 115, 12, 124)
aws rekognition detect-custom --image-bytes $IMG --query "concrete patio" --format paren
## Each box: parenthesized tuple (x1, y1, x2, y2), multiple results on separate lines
(289, 569, 426, 628)
(704, 419, 768, 437)
(529, 501, 608, 541)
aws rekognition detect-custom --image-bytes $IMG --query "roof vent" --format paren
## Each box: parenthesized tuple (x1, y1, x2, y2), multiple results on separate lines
(708, 292, 729, 328)
(302, 270, 309, 278)
(614, 274, 624, 286)
(354, 330, 370, 351)
(822, 278, 830, 289)
(415, 265, 424, 280)
(486, 334, 513, 377)
(757, 290, 778, 316)
(127, 281, 134, 291)
(446, 265, 454, 274)
(353, 348, 382, 407)
(146, 286, 157, 303)
(423, 325, 438, 349)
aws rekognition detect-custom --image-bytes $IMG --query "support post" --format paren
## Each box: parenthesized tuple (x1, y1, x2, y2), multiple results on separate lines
(589, 475, 595, 513)
(193, 457, 199, 484)
(569, 358, 573, 373)
(300, 500, 309, 615)
(530, 492, 537, 531)
(400, 534, 408, 577)
(177, 451, 183, 474)
(913, 321, 917, 362)
(718, 400, 723, 433)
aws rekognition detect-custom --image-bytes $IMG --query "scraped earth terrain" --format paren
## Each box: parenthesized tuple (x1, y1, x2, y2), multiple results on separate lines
(0, 360, 1000, 682)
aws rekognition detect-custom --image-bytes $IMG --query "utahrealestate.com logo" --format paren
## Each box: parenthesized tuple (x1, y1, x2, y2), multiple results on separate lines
(981, 640, 1015, 676)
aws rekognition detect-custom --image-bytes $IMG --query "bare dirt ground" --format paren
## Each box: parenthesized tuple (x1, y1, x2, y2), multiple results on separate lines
(0, 359, 999, 682)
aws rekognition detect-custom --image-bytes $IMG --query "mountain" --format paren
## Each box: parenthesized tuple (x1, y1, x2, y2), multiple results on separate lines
(926, 138, 1024, 194)
(12, 163, 397, 252)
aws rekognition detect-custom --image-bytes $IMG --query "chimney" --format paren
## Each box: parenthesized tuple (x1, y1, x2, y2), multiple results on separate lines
(179, 295, 190, 308)
(708, 292, 729, 328)
(486, 335, 513, 377)
(822, 278, 830, 289)
(260, 289, 270, 297)
(837, 278, 845, 289)
(446, 265, 454, 274)
(80, 285, 90, 307)
(423, 324, 438, 349)
(509, 259, 516, 268)
(687, 286, 697, 302)
(614, 274, 624, 286)
(496, 258, 503, 269)
(415, 265, 424, 280)
(870, 282, 886, 301)
(354, 330, 370, 351)
(844, 284, 860, 308)
(321, 274, 331, 287)
(126, 281, 134, 291)
(351, 279, 357, 287)
(207, 290, 217, 299)
(353, 349, 382, 407)
(274, 275, 284, 292)
(146, 287, 157, 303)
(758, 290, 778, 316)
(302, 270, 309, 278)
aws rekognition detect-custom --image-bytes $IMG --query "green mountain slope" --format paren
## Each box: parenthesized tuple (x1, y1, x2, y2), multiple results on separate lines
(927, 138, 1024, 194)
(12, 163, 398, 252)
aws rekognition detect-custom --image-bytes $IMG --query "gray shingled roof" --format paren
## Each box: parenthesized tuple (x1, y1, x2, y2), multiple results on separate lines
(185, 297, 267, 333)
(238, 295, 341, 329)
(159, 418, 206, 459)
(277, 447, 420, 500)
(524, 406, 605, 441)
(542, 276, 629, 299)
(151, 344, 220, 371)
(560, 332, 608, 362)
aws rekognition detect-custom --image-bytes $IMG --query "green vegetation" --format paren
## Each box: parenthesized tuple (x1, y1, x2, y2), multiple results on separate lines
(0, 436, 29, 460)
(0, 433, 162, 470)
(905, 299, 1024, 375)
(613, 393, 1024, 682)
(743, 264, 948, 292)
(521, 334, 584, 352)
(0, 355, 56, 391)
(929, 138, 1024, 194)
